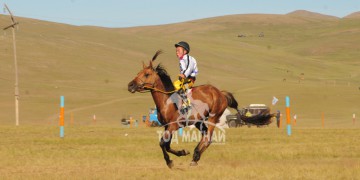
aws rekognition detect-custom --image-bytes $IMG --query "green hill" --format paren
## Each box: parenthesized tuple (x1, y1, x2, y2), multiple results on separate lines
(0, 11, 359, 127)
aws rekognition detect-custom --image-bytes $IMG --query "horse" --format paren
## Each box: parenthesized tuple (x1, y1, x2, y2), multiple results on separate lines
(128, 50, 270, 168)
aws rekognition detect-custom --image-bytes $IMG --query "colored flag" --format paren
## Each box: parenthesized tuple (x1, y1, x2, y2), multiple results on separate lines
(272, 96, 279, 105)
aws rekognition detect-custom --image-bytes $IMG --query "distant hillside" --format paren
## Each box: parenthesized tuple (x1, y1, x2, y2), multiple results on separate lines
(287, 10, 339, 20)
(344, 11, 360, 19)
(0, 11, 359, 127)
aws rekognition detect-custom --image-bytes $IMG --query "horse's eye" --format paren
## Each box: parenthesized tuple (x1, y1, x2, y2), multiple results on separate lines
(144, 73, 150, 78)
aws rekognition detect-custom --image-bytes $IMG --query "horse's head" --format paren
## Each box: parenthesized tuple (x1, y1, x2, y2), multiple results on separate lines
(128, 50, 162, 93)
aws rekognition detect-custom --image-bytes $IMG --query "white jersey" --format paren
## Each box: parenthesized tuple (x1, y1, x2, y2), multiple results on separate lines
(179, 54, 198, 78)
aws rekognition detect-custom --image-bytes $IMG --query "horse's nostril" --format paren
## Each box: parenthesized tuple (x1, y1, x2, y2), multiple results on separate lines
(128, 81, 134, 87)
(128, 81, 137, 93)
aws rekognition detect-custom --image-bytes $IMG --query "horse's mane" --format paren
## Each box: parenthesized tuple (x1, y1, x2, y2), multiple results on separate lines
(155, 64, 175, 92)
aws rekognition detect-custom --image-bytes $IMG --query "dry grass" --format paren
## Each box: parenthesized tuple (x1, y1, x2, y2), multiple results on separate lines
(0, 125, 359, 179)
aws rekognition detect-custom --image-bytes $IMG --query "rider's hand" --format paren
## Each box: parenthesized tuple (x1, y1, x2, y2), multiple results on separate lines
(178, 74, 185, 80)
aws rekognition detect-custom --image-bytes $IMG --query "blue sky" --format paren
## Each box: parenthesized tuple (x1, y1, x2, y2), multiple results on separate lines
(1, 0, 359, 27)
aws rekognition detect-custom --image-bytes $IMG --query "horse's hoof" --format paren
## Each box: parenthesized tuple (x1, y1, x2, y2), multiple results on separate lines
(167, 160, 174, 169)
(190, 161, 198, 166)
(183, 150, 190, 156)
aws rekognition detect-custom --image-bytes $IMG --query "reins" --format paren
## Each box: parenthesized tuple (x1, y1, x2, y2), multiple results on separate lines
(142, 86, 177, 94)
(136, 78, 175, 94)
(141, 77, 186, 94)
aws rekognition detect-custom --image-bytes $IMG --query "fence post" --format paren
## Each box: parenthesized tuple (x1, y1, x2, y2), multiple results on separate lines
(60, 96, 65, 138)
(286, 96, 291, 136)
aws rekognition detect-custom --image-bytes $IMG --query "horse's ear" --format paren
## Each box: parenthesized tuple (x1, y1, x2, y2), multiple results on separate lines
(149, 60, 153, 68)
(142, 61, 146, 69)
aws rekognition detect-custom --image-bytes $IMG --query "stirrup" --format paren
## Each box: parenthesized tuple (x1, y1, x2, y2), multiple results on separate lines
(184, 99, 191, 107)
(180, 104, 192, 113)
(180, 107, 188, 114)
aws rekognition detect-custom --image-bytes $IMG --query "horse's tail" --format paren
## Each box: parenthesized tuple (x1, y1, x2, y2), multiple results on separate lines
(240, 111, 275, 126)
(221, 91, 274, 126)
(221, 91, 238, 110)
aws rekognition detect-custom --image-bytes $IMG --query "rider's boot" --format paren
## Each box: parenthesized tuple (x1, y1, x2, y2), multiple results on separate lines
(179, 89, 191, 114)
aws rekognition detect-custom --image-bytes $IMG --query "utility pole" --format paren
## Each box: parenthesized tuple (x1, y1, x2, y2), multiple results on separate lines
(3, 4, 20, 126)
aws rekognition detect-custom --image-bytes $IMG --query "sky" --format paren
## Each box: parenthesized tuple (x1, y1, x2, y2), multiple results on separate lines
(1, 0, 359, 27)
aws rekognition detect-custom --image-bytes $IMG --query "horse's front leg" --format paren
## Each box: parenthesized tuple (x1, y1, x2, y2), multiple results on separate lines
(159, 132, 173, 168)
(159, 125, 190, 169)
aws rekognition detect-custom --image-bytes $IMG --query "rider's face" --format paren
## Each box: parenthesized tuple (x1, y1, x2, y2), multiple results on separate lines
(176, 47, 186, 59)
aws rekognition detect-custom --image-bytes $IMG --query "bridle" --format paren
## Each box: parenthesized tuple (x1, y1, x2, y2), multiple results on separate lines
(143, 85, 177, 94)
(135, 77, 154, 93)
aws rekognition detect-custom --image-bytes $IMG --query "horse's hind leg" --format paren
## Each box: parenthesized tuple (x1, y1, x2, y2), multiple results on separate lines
(190, 121, 215, 166)
(195, 121, 208, 136)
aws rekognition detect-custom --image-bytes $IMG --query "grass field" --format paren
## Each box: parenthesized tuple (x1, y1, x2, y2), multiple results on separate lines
(0, 125, 359, 179)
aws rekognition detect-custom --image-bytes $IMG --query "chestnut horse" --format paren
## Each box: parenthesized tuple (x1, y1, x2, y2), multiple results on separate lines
(128, 50, 269, 168)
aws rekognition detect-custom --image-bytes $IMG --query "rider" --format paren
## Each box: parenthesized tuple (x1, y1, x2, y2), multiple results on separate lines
(173, 41, 198, 114)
